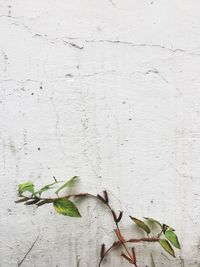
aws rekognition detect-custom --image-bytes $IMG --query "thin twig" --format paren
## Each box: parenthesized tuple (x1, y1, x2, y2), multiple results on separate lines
(151, 253, 156, 267)
(98, 241, 120, 267)
(104, 200, 135, 265)
(127, 238, 159, 243)
(18, 236, 39, 266)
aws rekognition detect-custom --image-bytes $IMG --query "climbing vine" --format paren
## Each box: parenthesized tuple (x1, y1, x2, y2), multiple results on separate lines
(16, 176, 180, 266)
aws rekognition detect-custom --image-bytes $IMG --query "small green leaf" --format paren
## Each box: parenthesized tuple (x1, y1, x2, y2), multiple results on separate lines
(34, 182, 58, 196)
(158, 239, 175, 257)
(164, 229, 180, 249)
(55, 176, 78, 195)
(53, 198, 81, 217)
(130, 216, 151, 234)
(18, 182, 34, 195)
(144, 217, 162, 227)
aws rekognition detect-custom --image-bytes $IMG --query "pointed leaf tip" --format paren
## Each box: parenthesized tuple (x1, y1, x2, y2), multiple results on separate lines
(159, 239, 175, 257)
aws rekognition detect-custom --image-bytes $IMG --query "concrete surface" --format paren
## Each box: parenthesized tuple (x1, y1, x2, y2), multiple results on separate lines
(0, 0, 200, 266)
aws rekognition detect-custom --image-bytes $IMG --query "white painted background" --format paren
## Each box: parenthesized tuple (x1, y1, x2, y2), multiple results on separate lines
(0, 0, 200, 266)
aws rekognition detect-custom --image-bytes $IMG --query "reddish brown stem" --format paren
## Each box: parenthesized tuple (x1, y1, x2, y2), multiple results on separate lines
(98, 241, 120, 267)
(17, 192, 159, 267)
(127, 238, 159, 243)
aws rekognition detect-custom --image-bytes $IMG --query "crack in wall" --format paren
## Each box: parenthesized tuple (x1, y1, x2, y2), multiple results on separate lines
(2, 16, 200, 57)
(108, 0, 116, 7)
(49, 88, 68, 160)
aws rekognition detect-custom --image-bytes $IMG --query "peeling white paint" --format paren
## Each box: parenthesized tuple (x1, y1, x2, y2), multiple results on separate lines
(0, 0, 200, 266)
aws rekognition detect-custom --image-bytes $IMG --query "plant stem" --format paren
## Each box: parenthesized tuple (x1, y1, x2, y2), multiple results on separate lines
(127, 238, 159, 243)
(17, 192, 159, 267)
(98, 196, 136, 266)
(98, 241, 120, 267)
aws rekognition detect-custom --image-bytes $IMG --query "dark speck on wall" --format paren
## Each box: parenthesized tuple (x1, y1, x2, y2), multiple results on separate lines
(38, 147, 40, 151)
(7, 208, 12, 215)
(65, 73, 74, 77)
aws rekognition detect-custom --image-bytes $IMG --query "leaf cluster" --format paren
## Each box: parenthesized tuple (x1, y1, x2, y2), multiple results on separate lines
(16, 176, 81, 217)
(130, 216, 180, 257)
(16, 177, 181, 266)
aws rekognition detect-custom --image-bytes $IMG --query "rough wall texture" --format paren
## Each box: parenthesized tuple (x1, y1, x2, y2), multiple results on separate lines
(0, 0, 200, 266)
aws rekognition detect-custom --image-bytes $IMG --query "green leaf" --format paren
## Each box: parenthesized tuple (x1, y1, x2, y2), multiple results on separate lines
(55, 176, 78, 195)
(130, 216, 151, 235)
(144, 217, 162, 227)
(18, 182, 34, 195)
(53, 198, 81, 217)
(34, 182, 58, 196)
(164, 229, 181, 249)
(158, 239, 175, 257)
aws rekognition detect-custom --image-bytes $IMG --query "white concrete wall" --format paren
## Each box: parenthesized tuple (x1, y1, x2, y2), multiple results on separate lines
(0, 0, 200, 266)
